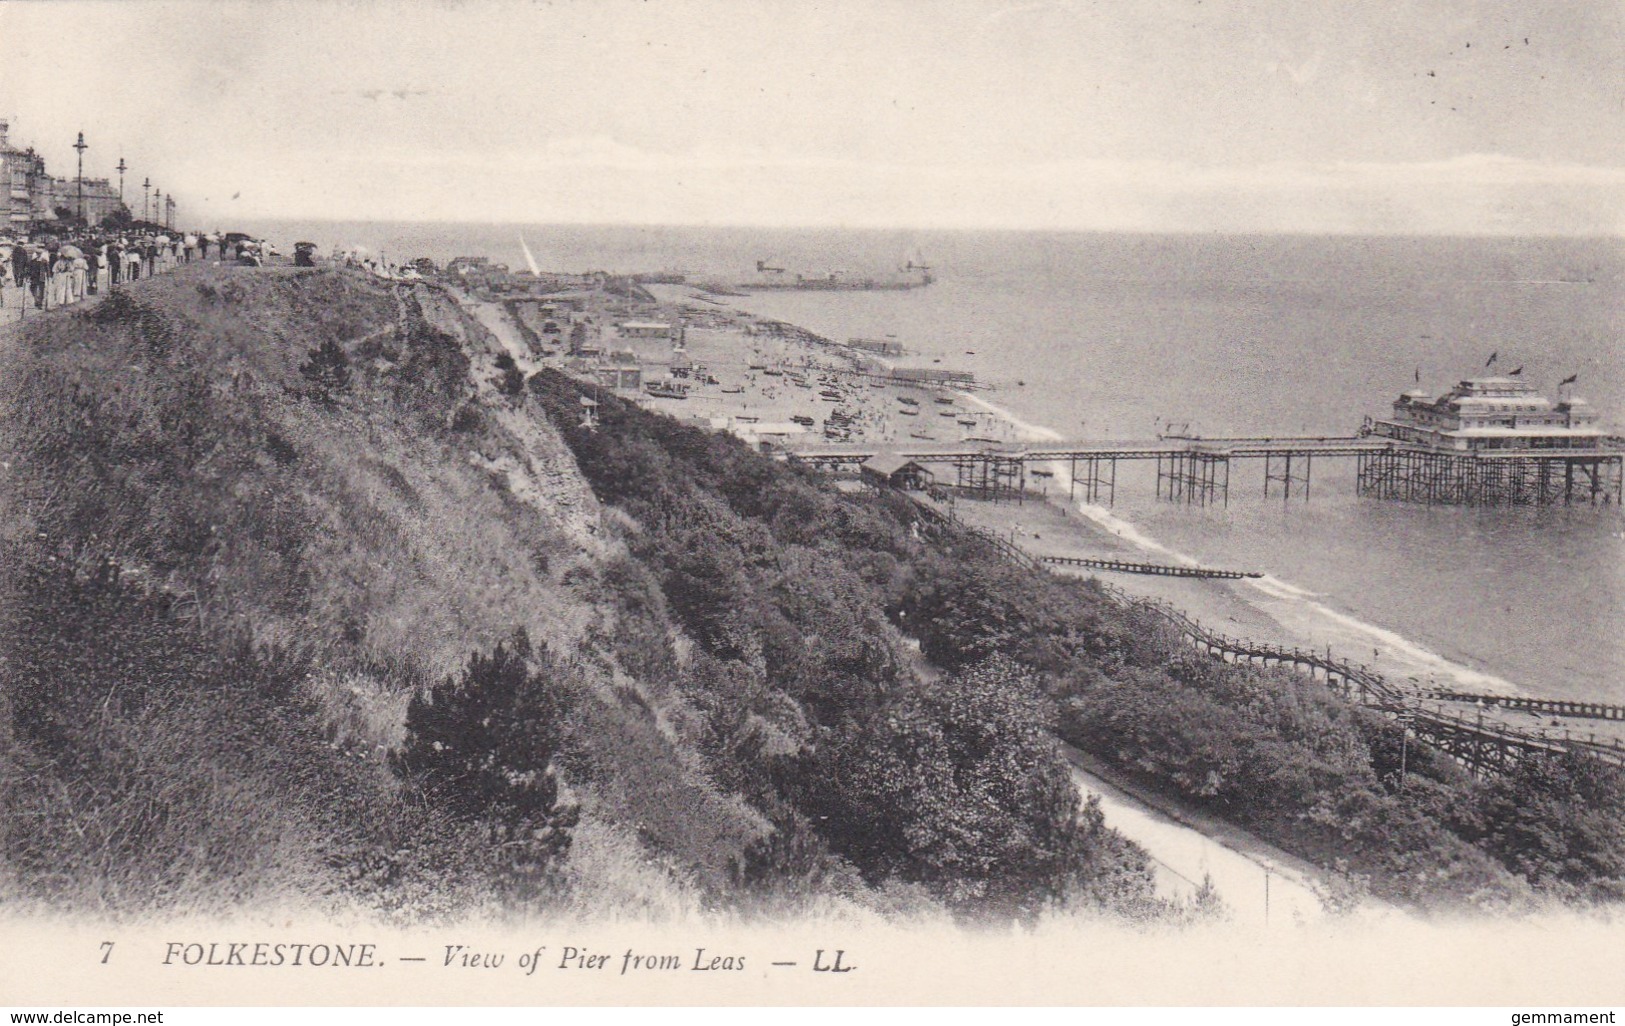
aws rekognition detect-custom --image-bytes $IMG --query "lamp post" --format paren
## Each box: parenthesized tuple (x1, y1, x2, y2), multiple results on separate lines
(1397, 710, 1413, 791)
(73, 131, 88, 222)
(116, 156, 127, 204)
(142, 177, 150, 222)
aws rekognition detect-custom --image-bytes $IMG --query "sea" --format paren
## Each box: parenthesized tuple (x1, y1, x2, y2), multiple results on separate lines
(245, 220, 1625, 703)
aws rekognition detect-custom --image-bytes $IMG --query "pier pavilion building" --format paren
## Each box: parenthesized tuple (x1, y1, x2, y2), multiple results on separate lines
(1368, 376, 1603, 452)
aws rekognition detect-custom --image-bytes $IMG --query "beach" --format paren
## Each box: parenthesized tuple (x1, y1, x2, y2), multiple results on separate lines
(630, 285, 1020, 451)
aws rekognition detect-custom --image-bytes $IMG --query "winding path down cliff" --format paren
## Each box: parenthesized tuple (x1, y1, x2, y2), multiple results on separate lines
(1064, 747, 1366, 927)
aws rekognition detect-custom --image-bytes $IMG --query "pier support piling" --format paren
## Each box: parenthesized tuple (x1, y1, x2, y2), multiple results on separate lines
(1356, 450, 1623, 507)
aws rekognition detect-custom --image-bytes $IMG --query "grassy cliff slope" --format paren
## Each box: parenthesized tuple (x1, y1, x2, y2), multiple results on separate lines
(0, 266, 1165, 924)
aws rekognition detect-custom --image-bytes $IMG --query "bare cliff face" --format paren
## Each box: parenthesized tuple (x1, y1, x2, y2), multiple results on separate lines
(409, 285, 605, 557)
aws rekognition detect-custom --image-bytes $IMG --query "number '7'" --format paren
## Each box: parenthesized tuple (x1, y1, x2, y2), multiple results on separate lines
(99, 941, 114, 964)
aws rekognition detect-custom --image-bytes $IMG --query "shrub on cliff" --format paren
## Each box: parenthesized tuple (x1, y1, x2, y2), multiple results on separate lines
(493, 351, 525, 399)
(393, 631, 580, 880)
(794, 656, 1136, 919)
(1464, 752, 1625, 902)
(299, 336, 351, 401)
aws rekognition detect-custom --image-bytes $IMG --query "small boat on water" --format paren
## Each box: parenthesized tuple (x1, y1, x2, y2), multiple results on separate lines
(763, 368, 783, 376)
(957, 417, 977, 426)
(1031, 469, 1054, 478)
(934, 396, 955, 405)
(909, 431, 935, 440)
(939, 410, 957, 417)
(791, 415, 815, 426)
(869, 380, 887, 389)
(898, 396, 919, 406)
(899, 407, 919, 416)
(721, 385, 744, 394)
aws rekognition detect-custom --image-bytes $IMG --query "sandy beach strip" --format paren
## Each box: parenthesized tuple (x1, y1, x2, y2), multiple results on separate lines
(633, 291, 1020, 449)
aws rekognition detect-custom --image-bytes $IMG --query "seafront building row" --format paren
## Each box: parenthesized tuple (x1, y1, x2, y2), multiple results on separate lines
(0, 119, 154, 228)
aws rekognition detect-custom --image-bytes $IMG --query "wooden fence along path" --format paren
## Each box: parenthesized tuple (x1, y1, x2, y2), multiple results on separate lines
(909, 495, 1625, 776)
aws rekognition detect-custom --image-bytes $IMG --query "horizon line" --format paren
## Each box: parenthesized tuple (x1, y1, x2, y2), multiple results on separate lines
(218, 215, 1625, 240)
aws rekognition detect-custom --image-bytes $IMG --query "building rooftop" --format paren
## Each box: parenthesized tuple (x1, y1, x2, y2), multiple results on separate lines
(862, 452, 921, 476)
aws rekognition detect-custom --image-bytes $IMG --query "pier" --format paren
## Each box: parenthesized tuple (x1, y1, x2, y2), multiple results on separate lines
(789, 373, 1625, 506)
(791, 432, 1625, 507)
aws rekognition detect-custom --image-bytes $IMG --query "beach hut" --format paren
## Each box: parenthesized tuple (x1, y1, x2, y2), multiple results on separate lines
(861, 452, 933, 491)
(618, 320, 671, 339)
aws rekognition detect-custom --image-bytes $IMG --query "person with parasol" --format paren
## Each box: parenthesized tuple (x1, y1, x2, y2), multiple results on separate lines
(58, 244, 84, 303)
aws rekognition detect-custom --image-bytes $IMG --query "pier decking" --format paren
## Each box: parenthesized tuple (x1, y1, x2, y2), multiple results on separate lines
(790, 432, 1625, 506)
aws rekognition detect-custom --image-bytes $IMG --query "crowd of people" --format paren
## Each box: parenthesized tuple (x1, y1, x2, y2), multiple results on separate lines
(0, 228, 261, 315)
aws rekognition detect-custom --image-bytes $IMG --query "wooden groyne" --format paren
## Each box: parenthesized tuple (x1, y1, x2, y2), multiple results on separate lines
(1040, 555, 1262, 580)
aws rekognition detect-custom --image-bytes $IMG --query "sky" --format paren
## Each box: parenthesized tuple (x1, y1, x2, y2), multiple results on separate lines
(1, 0, 1621, 233)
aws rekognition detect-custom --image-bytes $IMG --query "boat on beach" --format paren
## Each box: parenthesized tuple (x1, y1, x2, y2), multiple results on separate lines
(645, 380, 690, 399)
